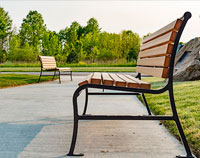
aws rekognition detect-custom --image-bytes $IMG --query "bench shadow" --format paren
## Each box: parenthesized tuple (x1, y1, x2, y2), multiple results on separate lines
(0, 116, 73, 158)
(0, 123, 44, 157)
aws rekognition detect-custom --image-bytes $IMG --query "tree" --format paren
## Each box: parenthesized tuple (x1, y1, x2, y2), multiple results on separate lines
(19, 10, 46, 51)
(42, 31, 62, 61)
(0, 7, 12, 62)
(120, 30, 141, 61)
(8, 34, 37, 62)
(83, 18, 101, 35)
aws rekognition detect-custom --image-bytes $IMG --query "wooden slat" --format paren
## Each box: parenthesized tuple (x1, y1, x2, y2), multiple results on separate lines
(41, 57, 55, 60)
(40, 59, 55, 62)
(39, 56, 55, 59)
(117, 74, 140, 88)
(125, 75, 151, 89)
(91, 72, 101, 85)
(41, 61, 56, 64)
(42, 63, 56, 65)
(39, 56, 57, 70)
(139, 44, 173, 58)
(102, 73, 114, 86)
(137, 56, 170, 67)
(42, 65, 57, 67)
(136, 66, 169, 78)
(40, 58, 55, 61)
(140, 31, 177, 51)
(109, 73, 126, 87)
(41, 60, 56, 63)
(43, 66, 56, 68)
(42, 64, 56, 69)
(78, 73, 93, 86)
(58, 67, 71, 71)
(143, 19, 182, 43)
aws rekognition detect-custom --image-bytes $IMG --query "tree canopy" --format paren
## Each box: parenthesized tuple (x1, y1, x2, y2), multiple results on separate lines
(0, 7, 12, 62)
(1, 7, 141, 64)
(19, 10, 46, 49)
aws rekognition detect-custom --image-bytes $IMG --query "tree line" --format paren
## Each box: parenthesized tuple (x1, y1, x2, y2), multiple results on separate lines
(0, 7, 141, 64)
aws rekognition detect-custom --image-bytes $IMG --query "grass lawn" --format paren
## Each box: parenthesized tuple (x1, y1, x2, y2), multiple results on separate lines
(0, 67, 136, 72)
(140, 77, 200, 157)
(0, 74, 57, 89)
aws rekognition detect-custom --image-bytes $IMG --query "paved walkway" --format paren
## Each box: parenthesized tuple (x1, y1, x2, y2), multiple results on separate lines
(0, 76, 189, 158)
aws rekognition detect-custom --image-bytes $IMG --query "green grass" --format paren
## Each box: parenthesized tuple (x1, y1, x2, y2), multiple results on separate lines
(0, 61, 137, 67)
(0, 74, 57, 88)
(139, 77, 200, 157)
(0, 67, 136, 72)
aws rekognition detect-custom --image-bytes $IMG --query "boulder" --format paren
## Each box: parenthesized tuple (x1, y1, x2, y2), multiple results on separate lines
(174, 37, 200, 81)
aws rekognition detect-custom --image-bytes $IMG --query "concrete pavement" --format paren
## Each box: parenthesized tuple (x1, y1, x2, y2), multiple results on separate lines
(0, 76, 190, 158)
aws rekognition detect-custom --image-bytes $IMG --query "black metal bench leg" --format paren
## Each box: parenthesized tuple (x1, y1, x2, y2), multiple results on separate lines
(142, 93, 151, 115)
(38, 69, 42, 83)
(169, 89, 194, 158)
(52, 70, 56, 80)
(82, 88, 88, 115)
(67, 89, 84, 156)
(58, 70, 61, 83)
(67, 118, 84, 156)
(70, 71, 73, 81)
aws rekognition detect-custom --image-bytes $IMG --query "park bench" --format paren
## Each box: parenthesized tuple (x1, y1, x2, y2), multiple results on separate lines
(38, 56, 72, 83)
(67, 12, 194, 158)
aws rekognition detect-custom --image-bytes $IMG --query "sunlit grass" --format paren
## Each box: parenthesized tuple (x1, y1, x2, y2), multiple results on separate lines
(139, 77, 200, 157)
(0, 74, 57, 88)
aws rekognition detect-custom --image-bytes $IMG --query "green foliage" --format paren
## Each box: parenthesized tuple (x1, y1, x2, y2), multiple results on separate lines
(8, 35, 38, 62)
(0, 7, 12, 63)
(19, 10, 46, 49)
(84, 17, 101, 35)
(42, 31, 62, 57)
(1, 6, 141, 64)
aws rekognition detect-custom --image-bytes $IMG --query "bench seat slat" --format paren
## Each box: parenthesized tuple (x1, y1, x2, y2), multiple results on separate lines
(57, 67, 72, 71)
(91, 72, 102, 85)
(136, 66, 168, 78)
(125, 75, 151, 89)
(109, 73, 126, 87)
(102, 73, 114, 86)
(78, 73, 151, 89)
(78, 73, 93, 86)
(140, 31, 177, 51)
(137, 56, 170, 67)
(116, 74, 139, 88)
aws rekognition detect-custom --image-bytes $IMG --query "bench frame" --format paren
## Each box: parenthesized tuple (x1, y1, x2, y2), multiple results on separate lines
(67, 12, 194, 158)
(38, 56, 72, 83)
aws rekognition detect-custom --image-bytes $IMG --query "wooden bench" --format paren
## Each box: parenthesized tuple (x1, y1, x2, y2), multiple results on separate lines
(38, 56, 72, 83)
(67, 12, 194, 158)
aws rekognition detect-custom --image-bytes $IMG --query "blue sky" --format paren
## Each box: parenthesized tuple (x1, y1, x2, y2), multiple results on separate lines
(1, 1, 200, 42)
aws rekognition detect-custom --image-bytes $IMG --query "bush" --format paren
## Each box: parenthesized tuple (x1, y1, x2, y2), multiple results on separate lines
(8, 48, 38, 62)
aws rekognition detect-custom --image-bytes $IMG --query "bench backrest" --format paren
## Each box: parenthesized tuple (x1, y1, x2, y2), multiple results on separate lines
(39, 56, 57, 70)
(136, 12, 191, 79)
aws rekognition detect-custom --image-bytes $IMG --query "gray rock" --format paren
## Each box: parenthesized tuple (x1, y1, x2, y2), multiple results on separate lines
(174, 37, 200, 81)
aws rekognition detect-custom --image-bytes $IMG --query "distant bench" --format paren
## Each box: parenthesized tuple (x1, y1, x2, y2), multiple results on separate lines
(38, 56, 72, 83)
(67, 12, 194, 158)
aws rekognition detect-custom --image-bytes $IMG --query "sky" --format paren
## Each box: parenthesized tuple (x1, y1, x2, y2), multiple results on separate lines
(1, 1, 200, 42)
